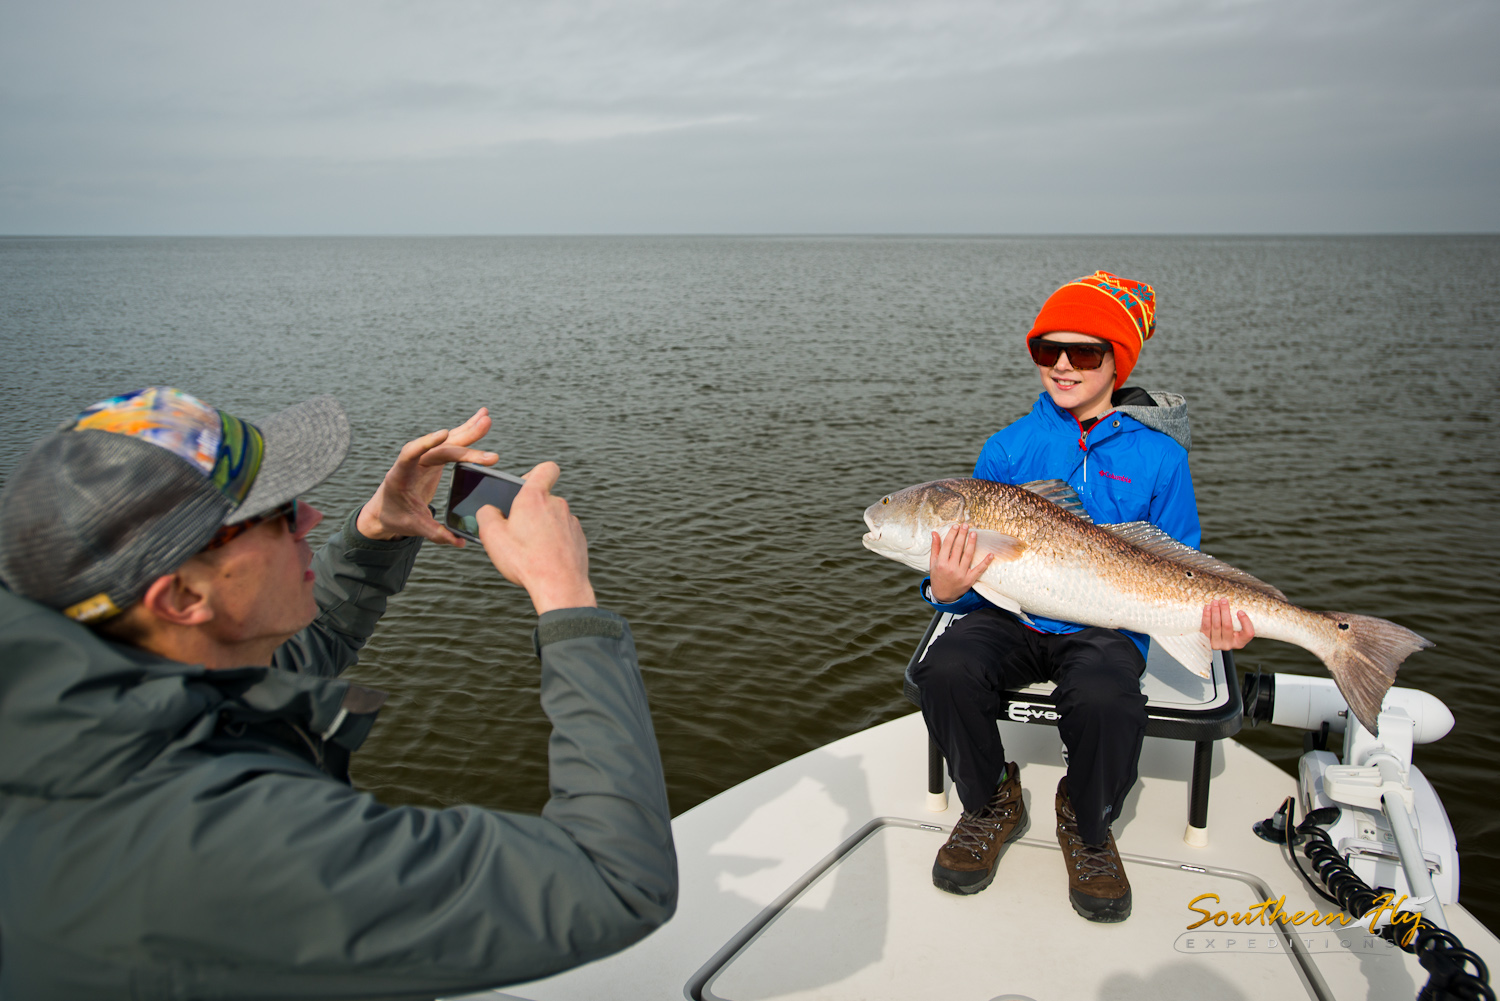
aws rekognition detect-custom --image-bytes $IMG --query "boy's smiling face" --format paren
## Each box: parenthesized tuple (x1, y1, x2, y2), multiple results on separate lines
(1034, 331, 1116, 422)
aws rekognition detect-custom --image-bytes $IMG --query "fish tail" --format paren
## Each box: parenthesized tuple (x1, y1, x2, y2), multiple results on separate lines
(1320, 612, 1434, 735)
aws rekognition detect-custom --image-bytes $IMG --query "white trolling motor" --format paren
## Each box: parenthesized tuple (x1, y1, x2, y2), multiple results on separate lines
(1242, 671, 1458, 928)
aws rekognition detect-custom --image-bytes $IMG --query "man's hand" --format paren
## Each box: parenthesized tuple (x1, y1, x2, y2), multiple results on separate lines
(1201, 598, 1255, 650)
(929, 524, 995, 604)
(357, 408, 497, 545)
(475, 461, 597, 615)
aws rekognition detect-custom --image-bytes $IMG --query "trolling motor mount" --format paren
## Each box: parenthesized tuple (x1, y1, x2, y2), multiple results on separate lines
(1239, 670, 1454, 743)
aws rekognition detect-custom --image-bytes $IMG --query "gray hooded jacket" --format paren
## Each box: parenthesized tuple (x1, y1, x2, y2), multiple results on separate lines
(0, 511, 677, 999)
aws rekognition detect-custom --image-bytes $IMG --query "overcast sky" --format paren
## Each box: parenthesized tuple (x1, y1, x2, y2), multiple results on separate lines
(2, 0, 1496, 235)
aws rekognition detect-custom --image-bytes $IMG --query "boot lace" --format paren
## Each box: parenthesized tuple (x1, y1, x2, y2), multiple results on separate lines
(945, 787, 1020, 860)
(1068, 838, 1121, 881)
(1058, 802, 1120, 882)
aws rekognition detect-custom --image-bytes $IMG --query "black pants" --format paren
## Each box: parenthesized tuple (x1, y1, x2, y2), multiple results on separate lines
(911, 607, 1148, 845)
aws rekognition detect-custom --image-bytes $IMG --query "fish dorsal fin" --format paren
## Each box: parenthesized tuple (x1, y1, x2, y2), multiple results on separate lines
(1019, 479, 1092, 523)
(1102, 522, 1288, 601)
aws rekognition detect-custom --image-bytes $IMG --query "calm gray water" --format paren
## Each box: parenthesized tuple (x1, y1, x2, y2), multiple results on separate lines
(2, 235, 1497, 931)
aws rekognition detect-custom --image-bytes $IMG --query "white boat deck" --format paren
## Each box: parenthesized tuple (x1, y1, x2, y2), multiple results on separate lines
(480, 712, 1499, 1001)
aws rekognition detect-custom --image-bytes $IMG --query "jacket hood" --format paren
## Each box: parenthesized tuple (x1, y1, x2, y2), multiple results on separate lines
(0, 587, 375, 800)
(1115, 390, 1191, 452)
(1029, 388, 1192, 453)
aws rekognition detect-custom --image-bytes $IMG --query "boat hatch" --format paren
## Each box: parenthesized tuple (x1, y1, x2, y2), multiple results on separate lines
(688, 818, 1378, 1001)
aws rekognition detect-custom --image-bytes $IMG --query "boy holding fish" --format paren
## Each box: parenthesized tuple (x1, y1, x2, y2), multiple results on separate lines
(912, 271, 1253, 921)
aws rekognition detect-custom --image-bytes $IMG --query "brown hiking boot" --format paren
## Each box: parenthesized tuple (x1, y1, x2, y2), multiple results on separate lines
(932, 762, 1028, 895)
(1055, 777, 1131, 922)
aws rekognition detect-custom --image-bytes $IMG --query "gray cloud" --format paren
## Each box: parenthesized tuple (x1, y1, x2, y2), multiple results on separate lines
(1, 0, 1496, 233)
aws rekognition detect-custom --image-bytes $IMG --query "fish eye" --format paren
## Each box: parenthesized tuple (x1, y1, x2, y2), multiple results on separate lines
(1185, 571, 1194, 578)
(1338, 622, 1349, 631)
(881, 497, 890, 505)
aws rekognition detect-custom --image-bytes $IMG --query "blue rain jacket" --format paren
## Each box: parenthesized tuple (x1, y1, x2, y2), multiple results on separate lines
(923, 389, 1200, 658)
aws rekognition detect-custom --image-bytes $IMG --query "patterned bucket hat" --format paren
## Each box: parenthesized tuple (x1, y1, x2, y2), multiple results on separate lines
(0, 388, 349, 622)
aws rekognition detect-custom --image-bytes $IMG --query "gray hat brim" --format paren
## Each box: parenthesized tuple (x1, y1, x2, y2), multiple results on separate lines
(228, 396, 351, 524)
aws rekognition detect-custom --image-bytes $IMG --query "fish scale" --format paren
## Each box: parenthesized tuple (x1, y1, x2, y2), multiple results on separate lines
(862, 477, 1432, 735)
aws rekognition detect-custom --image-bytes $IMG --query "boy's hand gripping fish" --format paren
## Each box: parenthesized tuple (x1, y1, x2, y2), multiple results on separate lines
(862, 478, 1432, 735)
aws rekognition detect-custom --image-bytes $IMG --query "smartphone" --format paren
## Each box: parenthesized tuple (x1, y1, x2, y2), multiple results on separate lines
(445, 462, 527, 543)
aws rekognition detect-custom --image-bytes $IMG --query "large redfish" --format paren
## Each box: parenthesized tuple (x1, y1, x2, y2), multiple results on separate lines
(862, 478, 1431, 735)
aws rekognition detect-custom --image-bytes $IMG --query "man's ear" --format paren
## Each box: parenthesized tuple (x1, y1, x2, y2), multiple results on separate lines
(138, 570, 214, 628)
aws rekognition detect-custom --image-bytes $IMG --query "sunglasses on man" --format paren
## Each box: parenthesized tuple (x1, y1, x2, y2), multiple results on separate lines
(1027, 339, 1112, 371)
(201, 499, 299, 552)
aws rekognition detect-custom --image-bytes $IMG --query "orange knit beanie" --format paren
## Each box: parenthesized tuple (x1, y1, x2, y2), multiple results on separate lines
(1026, 271, 1157, 388)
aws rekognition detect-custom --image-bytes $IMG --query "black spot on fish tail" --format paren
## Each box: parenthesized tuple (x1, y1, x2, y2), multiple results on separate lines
(1320, 612, 1434, 735)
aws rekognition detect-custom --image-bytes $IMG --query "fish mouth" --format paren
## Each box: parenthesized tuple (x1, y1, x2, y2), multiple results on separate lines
(863, 528, 923, 556)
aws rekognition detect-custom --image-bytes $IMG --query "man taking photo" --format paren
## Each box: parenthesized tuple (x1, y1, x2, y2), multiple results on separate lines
(0, 387, 677, 999)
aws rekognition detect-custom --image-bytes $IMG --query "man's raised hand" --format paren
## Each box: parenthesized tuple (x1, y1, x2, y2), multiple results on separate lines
(475, 461, 597, 615)
(357, 408, 496, 544)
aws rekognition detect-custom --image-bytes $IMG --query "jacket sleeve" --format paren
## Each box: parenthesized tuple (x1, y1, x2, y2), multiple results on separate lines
(972, 433, 1012, 483)
(274, 509, 424, 678)
(918, 577, 989, 614)
(1148, 448, 1202, 549)
(107, 608, 677, 1000)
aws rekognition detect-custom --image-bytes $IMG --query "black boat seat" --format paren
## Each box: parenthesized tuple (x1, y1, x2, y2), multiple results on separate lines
(903, 611, 1243, 845)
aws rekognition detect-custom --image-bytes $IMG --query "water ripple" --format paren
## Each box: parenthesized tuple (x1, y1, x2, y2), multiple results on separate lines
(2, 235, 1496, 929)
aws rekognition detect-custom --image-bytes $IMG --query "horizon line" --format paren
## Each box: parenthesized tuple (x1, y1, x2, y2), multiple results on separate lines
(3, 231, 1498, 240)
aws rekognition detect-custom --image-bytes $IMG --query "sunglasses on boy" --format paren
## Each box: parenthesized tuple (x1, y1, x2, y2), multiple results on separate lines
(1027, 339, 1112, 371)
(201, 498, 299, 552)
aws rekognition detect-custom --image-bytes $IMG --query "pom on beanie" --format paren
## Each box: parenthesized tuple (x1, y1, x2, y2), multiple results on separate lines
(1026, 271, 1156, 388)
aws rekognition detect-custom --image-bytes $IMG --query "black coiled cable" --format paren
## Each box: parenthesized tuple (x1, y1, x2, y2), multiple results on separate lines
(1281, 797, 1494, 1001)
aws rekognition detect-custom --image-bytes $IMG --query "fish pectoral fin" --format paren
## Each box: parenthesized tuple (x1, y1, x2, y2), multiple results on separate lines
(969, 529, 1026, 562)
(1150, 631, 1215, 679)
(1102, 522, 1288, 602)
(972, 581, 1024, 616)
(1018, 479, 1092, 523)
